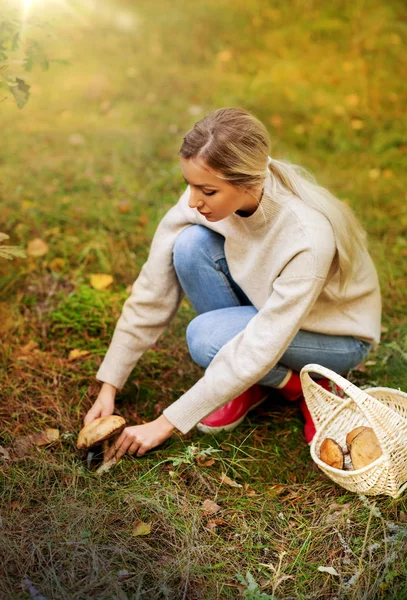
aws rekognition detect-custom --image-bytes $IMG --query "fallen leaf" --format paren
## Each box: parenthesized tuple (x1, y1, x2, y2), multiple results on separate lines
(345, 94, 359, 107)
(90, 274, 113, 290)
(13, 436, 34, 458)
(244, 483, 256, 496)
(220, 473, 243, 488)
(68, 349, 91, 361)
(69, 133, 85, 146)
(318, 566, 340, 576)
(27, 238, 49, 257)
(49, 257, 66, 272)
(206, 518, 227, 530)
(132, 520, 151, 536)
(118, 200, 131, 214)
(20, 340, 39, 354)
(196, 456, 215, 467)
(0, 446, 11, 460)
(30, 428, 60, 446)
(138, 215, 149, 227)
(216, 49, 233, 63)
(269, 114, 283, 128)
(102, 174, 114, 188)
(266, 484, 286, 497)
(202, 499, 221, 514)
(351, 119, 364, 130)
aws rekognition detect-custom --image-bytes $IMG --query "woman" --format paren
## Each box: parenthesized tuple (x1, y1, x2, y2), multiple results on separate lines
(84, 107, 381, 461)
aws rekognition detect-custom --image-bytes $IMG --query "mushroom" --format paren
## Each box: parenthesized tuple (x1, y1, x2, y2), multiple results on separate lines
(320, 438, 345, 469)
(348, 428, 382, 470)
(77, 415, 126, 474)
(345, 426, 373, 451)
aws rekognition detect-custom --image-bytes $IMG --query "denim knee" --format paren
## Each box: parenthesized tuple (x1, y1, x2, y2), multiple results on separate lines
(186, 314, 215, 368)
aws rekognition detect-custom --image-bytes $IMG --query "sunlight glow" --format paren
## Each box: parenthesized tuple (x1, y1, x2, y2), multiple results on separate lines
(23, 0, 34, 20)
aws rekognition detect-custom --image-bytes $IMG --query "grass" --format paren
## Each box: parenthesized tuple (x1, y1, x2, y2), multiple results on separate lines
(1, 0, 407, 598)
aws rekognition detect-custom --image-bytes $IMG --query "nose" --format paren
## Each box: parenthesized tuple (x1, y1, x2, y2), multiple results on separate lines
(188, 188, 204, 210)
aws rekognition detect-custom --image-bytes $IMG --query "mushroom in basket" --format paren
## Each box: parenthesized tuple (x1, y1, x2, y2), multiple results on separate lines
(77, 415, 126, 474)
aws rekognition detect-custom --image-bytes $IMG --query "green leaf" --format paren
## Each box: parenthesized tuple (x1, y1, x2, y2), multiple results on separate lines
(0, 233, 10, 243)
(9, 77, 30, 109)
(24, 56, 33, 71)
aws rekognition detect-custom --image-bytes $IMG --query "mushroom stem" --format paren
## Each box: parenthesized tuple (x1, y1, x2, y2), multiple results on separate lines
(95, 438, 118, 475)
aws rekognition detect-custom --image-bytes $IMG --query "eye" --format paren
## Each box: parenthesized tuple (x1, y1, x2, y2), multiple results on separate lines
(203, 190, 216, 197)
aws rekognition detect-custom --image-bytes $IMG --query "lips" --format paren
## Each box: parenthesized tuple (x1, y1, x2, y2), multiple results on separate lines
(198, 210, 211, 216)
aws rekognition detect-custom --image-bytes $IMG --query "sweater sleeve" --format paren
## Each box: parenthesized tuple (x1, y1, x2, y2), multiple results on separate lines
(163, 243, 336, 434)
(96, 188, 197, 389)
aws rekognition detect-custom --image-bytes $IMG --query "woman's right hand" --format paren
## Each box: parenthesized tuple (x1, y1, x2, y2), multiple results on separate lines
(84, 382, 117, 425)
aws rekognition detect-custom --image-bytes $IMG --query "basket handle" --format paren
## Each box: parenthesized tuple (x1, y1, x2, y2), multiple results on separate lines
(300, 363, 359, 433)
(301, 363, 361, 396)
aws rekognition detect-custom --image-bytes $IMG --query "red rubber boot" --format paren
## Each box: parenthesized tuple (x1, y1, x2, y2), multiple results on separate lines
(197, 384, 269, 434)
(277, 371, 337, 444)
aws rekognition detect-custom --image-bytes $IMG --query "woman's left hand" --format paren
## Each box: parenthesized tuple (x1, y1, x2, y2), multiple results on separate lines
(105, 415, 176, 461)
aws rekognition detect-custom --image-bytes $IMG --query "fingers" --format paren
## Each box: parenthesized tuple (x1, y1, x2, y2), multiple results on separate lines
(83, 406, 101, 425)
(105, 429, 137, 462)
(128, 440, 141, 455)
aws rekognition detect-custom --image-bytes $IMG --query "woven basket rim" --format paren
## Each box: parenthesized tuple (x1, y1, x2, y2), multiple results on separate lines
(362, 385, 407, 396)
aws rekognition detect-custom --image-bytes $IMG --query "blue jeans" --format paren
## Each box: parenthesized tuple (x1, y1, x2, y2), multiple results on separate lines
(173, 225, 372, 387)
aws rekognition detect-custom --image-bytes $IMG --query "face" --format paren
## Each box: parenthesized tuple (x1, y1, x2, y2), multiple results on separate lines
(180, 157, 260, 222)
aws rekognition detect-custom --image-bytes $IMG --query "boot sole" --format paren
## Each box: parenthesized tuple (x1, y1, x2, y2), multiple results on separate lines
(196, 396, 267, 435)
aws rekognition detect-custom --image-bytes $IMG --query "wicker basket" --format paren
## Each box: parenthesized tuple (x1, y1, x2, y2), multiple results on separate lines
(300, 363, 407, 498)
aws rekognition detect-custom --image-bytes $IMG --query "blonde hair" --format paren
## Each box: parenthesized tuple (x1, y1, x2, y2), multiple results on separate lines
(179, 107, 368, 292)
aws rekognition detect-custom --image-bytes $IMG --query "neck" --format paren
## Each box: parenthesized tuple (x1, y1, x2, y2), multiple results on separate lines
(239, 185, 265, 216)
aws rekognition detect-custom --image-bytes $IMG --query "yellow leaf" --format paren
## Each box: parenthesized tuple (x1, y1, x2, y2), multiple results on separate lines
(132, 521, 151, 536)
(27, 238, 49, 257)
(30, 428, 60, 446)
(22, 200, 34, 209)
(216, 49, 233, 63)
(49, 258, 66, 272)
(90, 274, 113, 290)
(345, 94, 359, 106)
(68, 349, 91, 361)
(351, 119, 364, 130)
(220, 473, 243, 488)
(369, 169, 381, 180)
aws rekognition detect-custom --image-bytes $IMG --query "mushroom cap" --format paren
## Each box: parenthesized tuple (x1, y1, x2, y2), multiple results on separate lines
(346, 426, 373, 450)
(349, 428, 382, 470)
(320, 437, 345, 469)
(77, 415, 126, 450)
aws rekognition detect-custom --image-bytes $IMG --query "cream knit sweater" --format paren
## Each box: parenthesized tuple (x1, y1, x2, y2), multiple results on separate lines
(96, 175, 381, 434)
